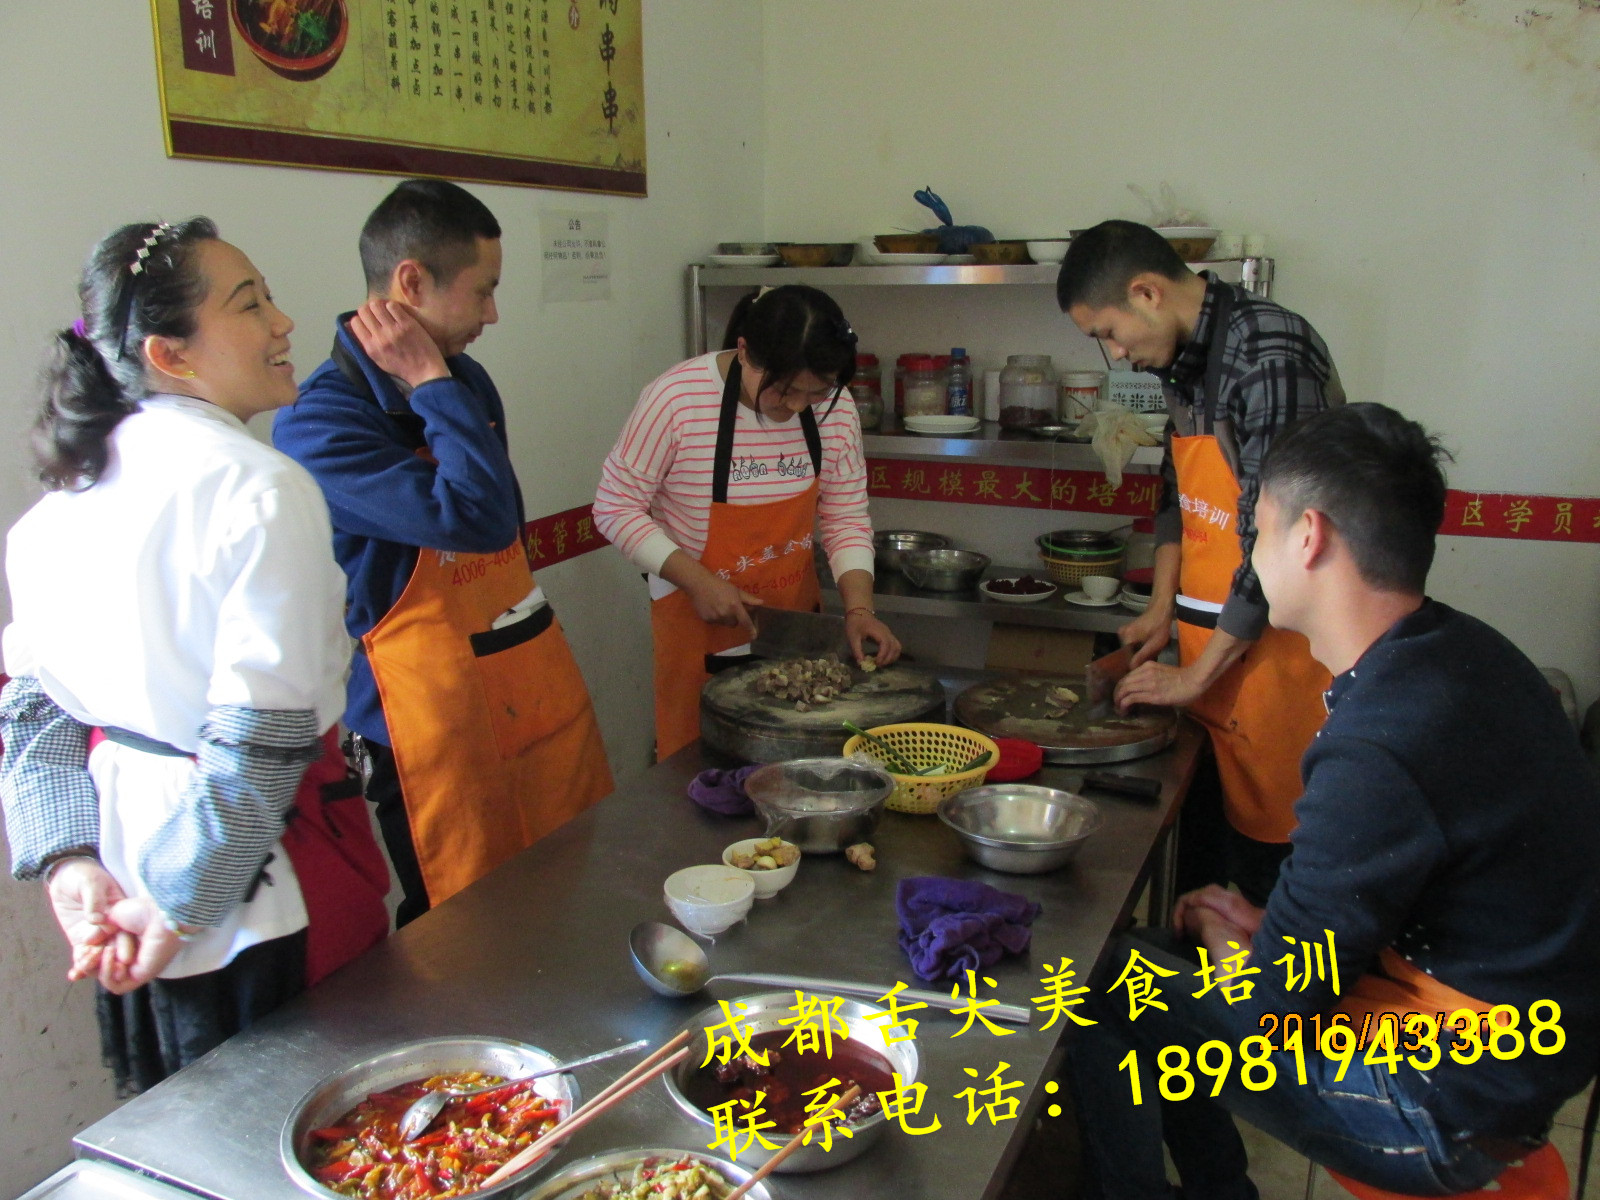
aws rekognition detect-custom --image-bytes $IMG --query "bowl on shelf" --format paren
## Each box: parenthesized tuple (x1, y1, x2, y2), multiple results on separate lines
(718, 241, 777, 256)
(663, 865, 755, 936)
(1025, 239, 1071, 263)
(874, 233, 940, 254)
(899, 548, 990, 592)
(979, 576, 1058, 605)
(970, 240, 1033, 265)
(874, 530, 951, 574)
(1157, 226, 1220, 262)
(777, 242, 855, 267)
(938, 784, 1104, 874)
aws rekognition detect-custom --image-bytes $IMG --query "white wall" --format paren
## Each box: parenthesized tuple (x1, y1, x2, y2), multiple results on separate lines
(0, 2, 763, 1191)
(760, 0, 1600, 704)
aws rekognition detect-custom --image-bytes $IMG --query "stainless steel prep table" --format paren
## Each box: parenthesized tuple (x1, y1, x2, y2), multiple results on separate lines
(74, 720, 1202, 1200)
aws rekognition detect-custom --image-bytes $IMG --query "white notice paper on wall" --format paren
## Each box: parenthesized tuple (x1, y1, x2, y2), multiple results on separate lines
(540, 211, 611, 303)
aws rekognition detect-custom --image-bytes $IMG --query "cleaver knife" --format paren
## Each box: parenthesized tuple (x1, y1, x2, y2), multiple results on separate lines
(750, 607, 858, 662)
(1083, 645, 1134, 720)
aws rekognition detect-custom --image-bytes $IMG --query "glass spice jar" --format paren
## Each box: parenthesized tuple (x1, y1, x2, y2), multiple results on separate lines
(998, 354, 1059, 428)
(901, 355, 947, 417)
(852, 353, 883, 430)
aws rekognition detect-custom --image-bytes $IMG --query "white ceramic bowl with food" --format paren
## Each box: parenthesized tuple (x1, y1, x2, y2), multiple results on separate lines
(721, 838, 801, 899)
(663, 865, 755, 936)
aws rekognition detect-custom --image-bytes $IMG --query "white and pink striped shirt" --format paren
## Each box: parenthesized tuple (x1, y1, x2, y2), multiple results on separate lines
(594, 353, 876, 588)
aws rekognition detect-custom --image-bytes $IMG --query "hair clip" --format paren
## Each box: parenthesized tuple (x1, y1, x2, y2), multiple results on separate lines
(756, 285, 775, 299)
(128, 222, 176, 276)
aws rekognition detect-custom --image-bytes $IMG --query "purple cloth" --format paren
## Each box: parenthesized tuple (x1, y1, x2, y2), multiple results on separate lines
(687, 765, 760, 816)
(896, 876, 1042, 982)
(71, 319, 86, 338)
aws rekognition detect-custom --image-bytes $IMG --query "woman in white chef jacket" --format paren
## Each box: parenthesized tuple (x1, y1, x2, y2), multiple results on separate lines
(0, 219, 353, 1090)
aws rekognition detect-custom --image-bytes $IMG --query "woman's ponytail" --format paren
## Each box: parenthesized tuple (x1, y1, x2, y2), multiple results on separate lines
(31, 218, 217, 491)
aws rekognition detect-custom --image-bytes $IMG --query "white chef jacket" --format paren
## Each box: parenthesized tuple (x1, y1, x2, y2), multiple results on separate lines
(3, 395, 350, 975)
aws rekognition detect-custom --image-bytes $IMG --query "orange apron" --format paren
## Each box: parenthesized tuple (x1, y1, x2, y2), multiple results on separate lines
(1172, 286, 1330, 843)
(651, 359, 823, 760)
(363, 537, 613, 907)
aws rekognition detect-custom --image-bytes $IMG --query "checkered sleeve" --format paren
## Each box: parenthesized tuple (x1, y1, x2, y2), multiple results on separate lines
(0, 675, 100, 881)
(138, 705, 320, 927)
(1218, 352, 1336, 642)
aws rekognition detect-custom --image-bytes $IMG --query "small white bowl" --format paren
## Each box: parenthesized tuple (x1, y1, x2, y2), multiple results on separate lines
(1025, 239, 1071, 264)
(664, 865, 755, 936)
(721, 839, 801, 899)
(1081, 574, 1121, 602)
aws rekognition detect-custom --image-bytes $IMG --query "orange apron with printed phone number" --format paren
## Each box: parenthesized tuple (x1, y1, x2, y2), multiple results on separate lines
(1172, 286, 1331, 844)
(651, 359, 823, 761)
(364, 533, 613, 907)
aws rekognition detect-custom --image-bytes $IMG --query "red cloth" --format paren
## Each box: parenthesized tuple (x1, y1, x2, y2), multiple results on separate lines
(987, 738, 1044, 783)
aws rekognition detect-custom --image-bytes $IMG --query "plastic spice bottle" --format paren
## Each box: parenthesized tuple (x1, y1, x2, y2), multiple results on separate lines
(997, 354, 1059, 428)
(947, 348, 973, 417)
(1059, 370, 1106, 422)
(852, 353, 883, 430)
(902, 355, 947, 417)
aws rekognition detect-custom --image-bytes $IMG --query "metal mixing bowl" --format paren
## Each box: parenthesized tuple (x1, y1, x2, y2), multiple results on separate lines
(873, 529, 950, 574)
(662, 991, 919, 1173)
(744, 757, 893, 853)
(900, 548, 991, 592)
(938, 784, 1104, 874)
(281, 1036, 580, 1199)
(522, 1148, 774, 1199)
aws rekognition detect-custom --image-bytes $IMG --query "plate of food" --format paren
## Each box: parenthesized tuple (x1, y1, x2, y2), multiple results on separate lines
(522, 1149, 772, 1200)
(980, 575, 1058, 604)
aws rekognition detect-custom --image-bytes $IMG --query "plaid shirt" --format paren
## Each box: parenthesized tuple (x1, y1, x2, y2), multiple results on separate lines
(0, 675, 321, 927)
(1155, 273, 1344, 640)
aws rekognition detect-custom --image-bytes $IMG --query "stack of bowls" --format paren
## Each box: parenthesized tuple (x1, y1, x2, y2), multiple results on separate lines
(874, 530, 950, 574)
(1036, 530, 1125, 587)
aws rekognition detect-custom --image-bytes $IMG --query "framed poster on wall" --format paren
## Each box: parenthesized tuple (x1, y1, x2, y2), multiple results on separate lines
(150, 0, 645, 195)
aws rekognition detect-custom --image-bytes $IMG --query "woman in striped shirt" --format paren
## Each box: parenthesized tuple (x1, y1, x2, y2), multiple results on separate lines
(595, 285, 901, 759)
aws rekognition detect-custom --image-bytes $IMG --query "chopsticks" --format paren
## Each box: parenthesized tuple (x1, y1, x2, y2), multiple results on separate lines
(481, 1030, 692, 1187)
(725, 1084, 862, 1200)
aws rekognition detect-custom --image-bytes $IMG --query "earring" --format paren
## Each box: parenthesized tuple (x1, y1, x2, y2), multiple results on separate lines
(182, 370, 197, 379)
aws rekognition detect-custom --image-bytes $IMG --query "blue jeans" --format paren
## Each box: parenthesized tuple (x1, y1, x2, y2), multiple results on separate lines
(1068, 932, 1506, 1200)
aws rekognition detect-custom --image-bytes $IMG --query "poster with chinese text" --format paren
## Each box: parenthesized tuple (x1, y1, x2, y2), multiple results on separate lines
(152, 0, 645, 195)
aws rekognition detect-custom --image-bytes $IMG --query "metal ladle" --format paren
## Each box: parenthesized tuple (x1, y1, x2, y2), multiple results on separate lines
(627, 920, 1032, 1025)
(397, 1037, 649, 1141)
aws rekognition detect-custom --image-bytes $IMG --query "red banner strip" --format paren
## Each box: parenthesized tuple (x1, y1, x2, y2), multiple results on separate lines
(520, 485, 1600, 567)
(523, 504, 609, 569)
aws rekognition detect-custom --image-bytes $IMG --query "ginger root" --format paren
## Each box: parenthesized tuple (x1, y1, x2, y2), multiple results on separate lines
(845, 842, 877, 871)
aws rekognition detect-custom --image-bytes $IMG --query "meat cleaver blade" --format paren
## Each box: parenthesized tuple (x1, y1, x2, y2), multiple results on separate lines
(750, 608, 857, 662)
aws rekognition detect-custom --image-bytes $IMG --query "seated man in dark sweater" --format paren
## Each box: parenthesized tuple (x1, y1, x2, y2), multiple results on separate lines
(1069, 403, 1600, 1200)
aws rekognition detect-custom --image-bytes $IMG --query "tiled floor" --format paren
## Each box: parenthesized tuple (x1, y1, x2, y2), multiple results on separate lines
(999, 1062, 1594, 1198)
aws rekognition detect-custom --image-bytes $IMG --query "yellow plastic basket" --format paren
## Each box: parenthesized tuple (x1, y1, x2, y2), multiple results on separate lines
(1039, 551, 1125, 587)
(842, 723, 1000, 814)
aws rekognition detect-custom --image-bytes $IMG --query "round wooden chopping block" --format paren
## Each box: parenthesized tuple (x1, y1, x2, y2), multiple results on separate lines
(953, 674, 1178, 764)
(700, 660, 945, 763)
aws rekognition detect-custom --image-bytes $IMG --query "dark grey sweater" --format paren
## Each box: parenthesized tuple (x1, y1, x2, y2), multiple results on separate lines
(1252, 599, 1600, 1139)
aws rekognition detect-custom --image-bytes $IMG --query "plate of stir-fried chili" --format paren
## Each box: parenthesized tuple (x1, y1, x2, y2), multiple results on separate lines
(305, 1070, 565, 1199)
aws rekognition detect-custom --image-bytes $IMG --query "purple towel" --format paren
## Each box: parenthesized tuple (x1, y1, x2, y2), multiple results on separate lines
(896, 876, 1042, 982)
(687, 765, 761, 816)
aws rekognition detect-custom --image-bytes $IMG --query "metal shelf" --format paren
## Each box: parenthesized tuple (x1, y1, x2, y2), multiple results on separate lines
(822, 565, 1135, 633)
(691, 258, 1272, 290)
(865, 419, 1161, 471)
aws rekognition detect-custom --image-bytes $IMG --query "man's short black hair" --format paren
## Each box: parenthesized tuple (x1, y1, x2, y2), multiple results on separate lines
(1056, 220, 1189, 312)
(359, 178, 502, 292)
(1260, 403, 1452, 594)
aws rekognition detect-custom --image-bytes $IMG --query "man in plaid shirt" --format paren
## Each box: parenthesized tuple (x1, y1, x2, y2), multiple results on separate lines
(1059, 220, 1344, 903)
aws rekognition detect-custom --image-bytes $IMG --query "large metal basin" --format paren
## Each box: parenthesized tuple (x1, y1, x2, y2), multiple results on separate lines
(281, 1036, 580, 1198)
(662, 991, 919, 1174)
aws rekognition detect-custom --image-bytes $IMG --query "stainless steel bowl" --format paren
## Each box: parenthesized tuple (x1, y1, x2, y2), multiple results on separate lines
(281, 1036, 580, 1198)
(662, 992, 919, 1173)
(873, 529, 950, 574)
(521, 1147, 774, 1199)
(718, 241, 777, 255)
(938, 784, 1104, 874)
(900, 548, 991, 592)
(1037, 530, 1123, 557)
(744, 757, 893, 853)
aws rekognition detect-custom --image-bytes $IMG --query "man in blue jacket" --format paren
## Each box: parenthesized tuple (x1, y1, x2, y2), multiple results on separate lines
(1067, 404, 1600, 1199)
(275, 179, 610, 927)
